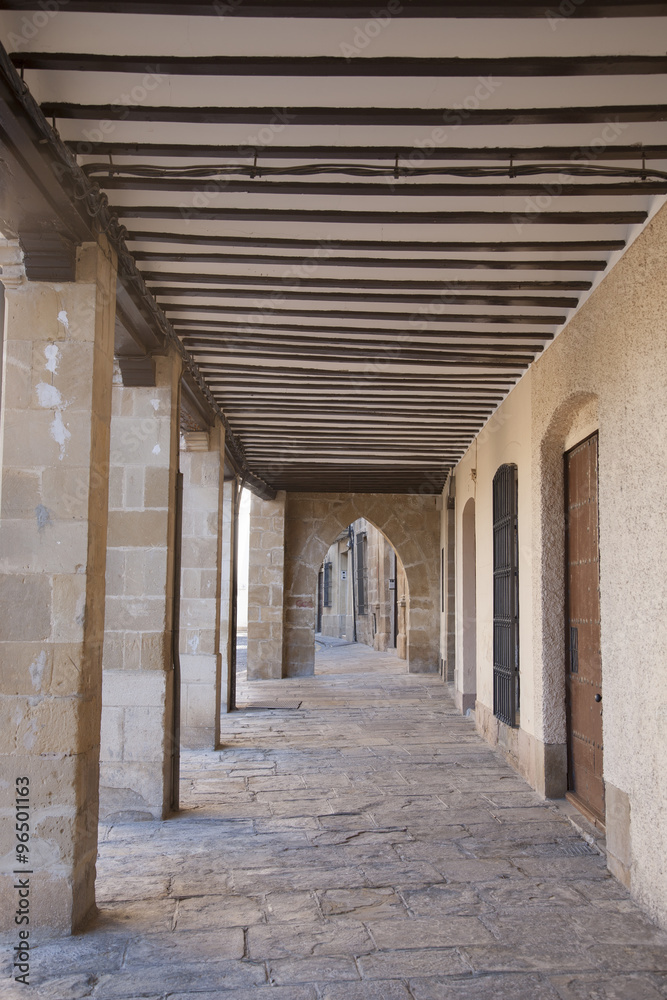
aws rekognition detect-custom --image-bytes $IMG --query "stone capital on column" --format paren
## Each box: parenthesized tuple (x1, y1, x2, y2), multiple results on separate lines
(0, 240, 25, 289)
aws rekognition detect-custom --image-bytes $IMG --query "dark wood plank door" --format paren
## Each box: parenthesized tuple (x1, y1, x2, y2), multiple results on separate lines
(565, 433, 604, 824)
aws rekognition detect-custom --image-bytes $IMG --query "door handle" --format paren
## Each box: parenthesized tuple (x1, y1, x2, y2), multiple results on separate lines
(594, 693, 602, 703)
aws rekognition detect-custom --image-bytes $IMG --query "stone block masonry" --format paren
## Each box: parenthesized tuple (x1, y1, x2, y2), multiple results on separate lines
(99, 350, 182, 822)
(247, 491, 286, 680)
(0, 239, 116, 934)
(179, 424, 226, 748)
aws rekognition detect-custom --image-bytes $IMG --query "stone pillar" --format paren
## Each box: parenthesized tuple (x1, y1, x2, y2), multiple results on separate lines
(247, 491, 286, 679)
(179, 424, 225, 749)
(99, 350, 181, 821)
(219, 478, 235, 712)
(0, 239, 116, 933)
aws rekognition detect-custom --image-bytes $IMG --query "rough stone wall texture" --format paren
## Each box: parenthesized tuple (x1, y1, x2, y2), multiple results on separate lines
(283, 493, 440, 677)
(246, 491, 286, 680)
(179, 425, 224, 749)
(0, 240, 116, 933)
(451, 201, 667, 928)
(99, 350, 181, 821)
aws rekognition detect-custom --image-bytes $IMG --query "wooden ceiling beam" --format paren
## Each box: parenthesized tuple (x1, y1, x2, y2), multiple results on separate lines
(134, 250, 608, 271)
(42, 102, 667, 126)
(119, 206, 647, 226)
(145, 271, 591, 291)
(5, 1, 666, 16)
(72, 142, 667, 163)
(175, 320, 553, 340)
(166, 303, 563, 324)
(162, 286, 578, 307)
(127, 230, 626, 252)
(15, 53, 667, 76)
(94, 176, 667, 198)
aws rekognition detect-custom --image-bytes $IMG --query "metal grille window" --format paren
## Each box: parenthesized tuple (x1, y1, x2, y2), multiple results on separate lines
(492, 464, 520, 727)
(323, 561, 333, 607)
(356, 533, 367, 615)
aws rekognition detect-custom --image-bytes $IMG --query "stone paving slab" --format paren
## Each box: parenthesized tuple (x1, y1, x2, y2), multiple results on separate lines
(2, 643, 667, 999)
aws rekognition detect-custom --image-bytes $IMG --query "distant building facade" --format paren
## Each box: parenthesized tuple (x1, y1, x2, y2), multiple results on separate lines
(317, 518, 408, 658)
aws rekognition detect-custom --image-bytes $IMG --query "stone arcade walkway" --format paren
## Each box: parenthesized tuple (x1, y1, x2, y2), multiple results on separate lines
(4, 645, 667, 1000)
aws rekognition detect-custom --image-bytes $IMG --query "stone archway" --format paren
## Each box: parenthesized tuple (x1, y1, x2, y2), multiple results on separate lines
(283, 493, 441, 677)
(313, 514, 409, 660)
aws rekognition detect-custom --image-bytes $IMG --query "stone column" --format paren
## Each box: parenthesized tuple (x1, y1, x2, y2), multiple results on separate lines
(219, 477, 236, 713)
(179, 424, 225, 749)
(0, 239, 116, 933)
(247, 491, 286, 680)
(99, 350, 181, 821)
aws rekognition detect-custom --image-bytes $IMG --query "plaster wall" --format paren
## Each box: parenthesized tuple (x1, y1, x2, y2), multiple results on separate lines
(451, 201, 667, 928)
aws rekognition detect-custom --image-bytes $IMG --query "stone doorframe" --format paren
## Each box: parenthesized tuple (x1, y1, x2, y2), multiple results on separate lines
(281, 492, 441, 677)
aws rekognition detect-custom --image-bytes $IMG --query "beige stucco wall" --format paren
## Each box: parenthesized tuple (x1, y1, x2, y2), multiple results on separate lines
(450, 201, 667, 929)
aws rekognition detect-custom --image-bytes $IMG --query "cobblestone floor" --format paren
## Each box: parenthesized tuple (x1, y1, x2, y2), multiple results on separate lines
(4, 644, 667, 999)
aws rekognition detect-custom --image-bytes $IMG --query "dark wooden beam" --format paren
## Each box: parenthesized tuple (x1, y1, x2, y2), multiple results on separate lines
(95, 176, 667, 198)
(160, 286, 578, 307)
(165, 303, 563, 324)
(187, 348, 534, 367)
(215, 392, 504, 402)
(177, 323, 551, 340)
(116, 355, 156, 387)
(70, 141, 667, 162)
(145, 271, 591, 291)
(119, 206, 646, 225)
(203, 363, 515, 383)
(184, 336, 545, 356)
(16, 53, 667, 77)
(5, 1, 666, 16)
(134, 250, 608, 271)
(18, 230, 76, 281)
(127, 230, 626, 252)
(43, 102, 667, 126)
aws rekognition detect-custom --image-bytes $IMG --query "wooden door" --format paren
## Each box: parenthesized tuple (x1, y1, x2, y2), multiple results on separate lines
(565, 433, 604, 824)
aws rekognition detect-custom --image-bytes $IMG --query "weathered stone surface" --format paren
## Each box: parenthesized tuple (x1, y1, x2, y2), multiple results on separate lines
(11, 643, 667, 997)
(268, 956, 361, 984)
(0, 240, 116, 934)
(547, 973, 665, 1000)
(409, 974, 561, 1000)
